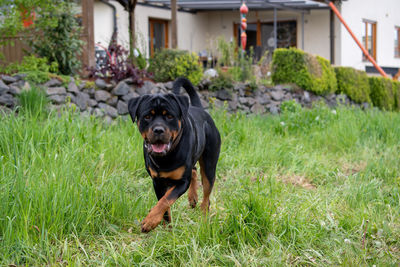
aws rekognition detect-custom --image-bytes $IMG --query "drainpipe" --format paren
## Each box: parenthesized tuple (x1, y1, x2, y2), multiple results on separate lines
(329, 8, 334, 64)
(98, 0, 118, 48)
(326, 1, 387, 78)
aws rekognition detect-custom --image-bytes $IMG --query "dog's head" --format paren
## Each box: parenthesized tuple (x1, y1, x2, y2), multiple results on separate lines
(128, 94, 189, 156)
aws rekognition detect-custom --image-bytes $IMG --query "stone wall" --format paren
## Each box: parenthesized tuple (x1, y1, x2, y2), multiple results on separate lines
(0, 74, 362, 119)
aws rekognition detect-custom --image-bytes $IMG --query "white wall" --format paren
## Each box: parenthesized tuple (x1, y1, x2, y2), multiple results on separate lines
(339, 0, 400, 70)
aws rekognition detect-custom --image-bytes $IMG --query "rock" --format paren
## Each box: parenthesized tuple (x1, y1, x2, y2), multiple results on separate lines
(1, 75, 17, 84)
(0, 106, 12, 115)
(104, 115, 114, 124)
(92, 108, 104, 117)
(256, 94, 271, 105)
(94, 90, 111, 102)
(228, 100, 238, 111)
(203, 68, 218, 79)
(98, 102, 118, 118)
(46, 87, 66, 95)
(8, 85, 21, 95)
(67, 81, 79, 94)
(137, 81, 156, 95)
(270, 90, 284, 101)
(12, 73, 26, 81)
(112, 81, 130, 96)
(95, 78, 108, 89)
(164, 81, 173, 91)
(74, 92, 90, 111)
(267, 104, 279, 114)
(88, 99, 98, 107)
(117, 100, 128, 115)
(0, 79, 9, 94)
(66, 93, 76, 103)
(251, 102, 265, 114)
(0, 93, 15, 107)
(200, 99, 210, 109)
(44, 78, 62, 87)
(216, 89, 232, 101)
(83, 87, 95, 97)
(212, 99, 224, 109)
(107, 96, 118, 107)
(122, 91, 140, 102)
(21, 81, 31, 91)
(303, 91, 311, 103)
(48, 94, 66, 104)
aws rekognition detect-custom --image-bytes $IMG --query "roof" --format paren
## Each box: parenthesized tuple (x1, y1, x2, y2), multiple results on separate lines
(143, 0, 329, 11)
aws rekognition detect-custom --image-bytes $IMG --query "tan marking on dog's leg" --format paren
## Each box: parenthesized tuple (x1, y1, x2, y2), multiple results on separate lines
(149, 167, 158, 178)
(141, 187, 176, 232)
(188, 169, 198, 208)
(199, 159, 211, 213)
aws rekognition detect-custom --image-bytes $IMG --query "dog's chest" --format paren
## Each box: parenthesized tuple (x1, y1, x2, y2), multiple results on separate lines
(148, 166, 185, 180)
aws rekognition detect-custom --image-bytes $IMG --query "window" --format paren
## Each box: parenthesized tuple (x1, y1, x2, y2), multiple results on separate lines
(149, 19, 169, 57)
(395, 27, 400, 58)
(362, 20, 377, 61)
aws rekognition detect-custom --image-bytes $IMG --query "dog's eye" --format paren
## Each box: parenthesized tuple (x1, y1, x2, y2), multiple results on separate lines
(144, 115, 152, 120)
(166, 114, 174, 120)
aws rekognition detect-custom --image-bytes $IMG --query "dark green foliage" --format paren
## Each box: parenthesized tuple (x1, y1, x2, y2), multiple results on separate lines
(148, 49, 203, 85)
(335, 66, 371, 104)
(392, 81, 400, 110)
(369, 77, 395, 111)
(271, 48, 337, 95)
(209, 70, 234, 92)
(1, 55, 58, 84)
(29, 2, 84, 75)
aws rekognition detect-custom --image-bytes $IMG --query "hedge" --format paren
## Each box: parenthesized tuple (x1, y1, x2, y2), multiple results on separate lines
(369, 77, 396, 111)
(393, 80, 400, 110)
(271, 47, 337, 95)
(334, 66, 371, 104)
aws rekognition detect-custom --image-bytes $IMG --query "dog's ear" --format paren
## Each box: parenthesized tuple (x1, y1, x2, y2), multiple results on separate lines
(128, 95, 149, 123)
(168, 94, 189, 118)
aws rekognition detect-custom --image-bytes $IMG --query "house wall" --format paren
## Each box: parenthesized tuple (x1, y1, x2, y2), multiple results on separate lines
(339, 0, 400, 70)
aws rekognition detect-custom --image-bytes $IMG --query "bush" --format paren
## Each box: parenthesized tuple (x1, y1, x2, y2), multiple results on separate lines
(29, 2, 83, 75)
(334, 66, 371, 104)
(88, 42, 147, 85)
(369, 77, 395, 111)
(209, 70, 234, 92)
(271, 48, 337, 95)
(392, 80, 400, 111)
(148, 49, 203, 85)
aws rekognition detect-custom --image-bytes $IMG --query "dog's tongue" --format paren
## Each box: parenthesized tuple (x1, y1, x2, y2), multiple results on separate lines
(151, 143, 167, 153)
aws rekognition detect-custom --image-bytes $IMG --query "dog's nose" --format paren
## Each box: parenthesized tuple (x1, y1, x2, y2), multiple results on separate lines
(153, 126, 165, 135)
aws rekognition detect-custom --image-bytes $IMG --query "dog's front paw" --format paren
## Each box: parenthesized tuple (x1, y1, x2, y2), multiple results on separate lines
(141, 212, 163, 233)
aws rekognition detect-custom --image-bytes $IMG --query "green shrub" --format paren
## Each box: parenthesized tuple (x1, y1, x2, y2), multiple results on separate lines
(392, 80, 400, 110)
(29, 2, 84, 75)
(271, 48, 337, 95)
(334, 66, 371, 104)
(209, 70, 234, 92)
(369, 77, 395, 111)
(148, 49, 203, 85)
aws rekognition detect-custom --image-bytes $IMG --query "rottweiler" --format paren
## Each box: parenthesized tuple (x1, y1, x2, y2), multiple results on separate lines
(128, 77, 221, 232)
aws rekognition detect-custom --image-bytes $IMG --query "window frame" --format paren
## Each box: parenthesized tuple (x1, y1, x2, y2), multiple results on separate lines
(362, 19, 377, 62)
(395, 26, 400, 58)
(149, 18, 169, 57)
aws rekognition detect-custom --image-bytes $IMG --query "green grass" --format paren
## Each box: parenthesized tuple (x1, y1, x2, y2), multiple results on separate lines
(0, 99, 400, 266)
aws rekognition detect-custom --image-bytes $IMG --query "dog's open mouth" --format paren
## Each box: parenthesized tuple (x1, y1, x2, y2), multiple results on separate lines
(146, 141, 171, 155)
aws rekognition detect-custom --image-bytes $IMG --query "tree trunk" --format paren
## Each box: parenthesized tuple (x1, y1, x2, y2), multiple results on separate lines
(171, 0, 177, 49)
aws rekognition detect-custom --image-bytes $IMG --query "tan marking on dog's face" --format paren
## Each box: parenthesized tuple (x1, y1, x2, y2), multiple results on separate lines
(159, 166, 185, 180)
(151, 110, 155, 115)
(162, 110, 167, 115)
(149, 167, 158, 178)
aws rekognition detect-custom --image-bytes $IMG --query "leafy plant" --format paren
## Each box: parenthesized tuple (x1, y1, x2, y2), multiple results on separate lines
(148, 49, 203, 85)
(335, 66, 371, 104)
(369, 77, 395, 111)
(217, 36, 236, 67)
(209, 69, 234, 92)
(271, 48, 337, 95)
(29, 1, 83, 75)
(89, 42, 148, 85)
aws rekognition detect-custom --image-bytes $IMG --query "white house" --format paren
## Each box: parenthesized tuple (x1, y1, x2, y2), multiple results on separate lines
(93, 0, 400, 76)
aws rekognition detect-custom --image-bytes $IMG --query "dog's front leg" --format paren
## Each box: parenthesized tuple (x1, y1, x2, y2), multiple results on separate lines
(141, 180, 189, 232)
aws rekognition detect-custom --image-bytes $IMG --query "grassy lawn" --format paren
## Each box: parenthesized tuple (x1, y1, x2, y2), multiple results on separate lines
(0, 95, 399, 265)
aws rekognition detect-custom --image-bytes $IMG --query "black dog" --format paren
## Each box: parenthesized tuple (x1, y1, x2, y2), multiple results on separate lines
(128, 77, 221, 232)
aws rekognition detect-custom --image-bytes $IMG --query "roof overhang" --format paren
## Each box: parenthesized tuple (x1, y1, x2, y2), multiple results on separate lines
(143, 0, 329, 12)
